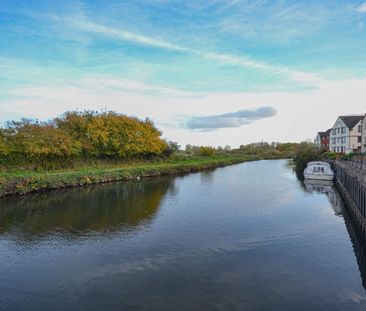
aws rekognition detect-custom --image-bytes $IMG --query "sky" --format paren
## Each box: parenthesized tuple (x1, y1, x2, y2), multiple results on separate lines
(1, 0, 366, 147)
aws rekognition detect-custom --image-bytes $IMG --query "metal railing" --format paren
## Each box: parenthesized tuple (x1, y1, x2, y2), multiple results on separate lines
(334, 163, 366, 219)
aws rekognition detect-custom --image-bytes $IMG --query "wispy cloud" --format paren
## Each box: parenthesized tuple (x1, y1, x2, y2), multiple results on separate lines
(70, 19, 189, 52)
(356, 3, 366, 13)
(69, 18, 325, 87)
(185, 106, 277, 131)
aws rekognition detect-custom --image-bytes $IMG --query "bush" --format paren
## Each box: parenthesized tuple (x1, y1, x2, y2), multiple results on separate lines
(293, 142, 322, 172)
(199, 146, 215, 156)
(322, 151, 337, 160)
(341, 152, 354, 161)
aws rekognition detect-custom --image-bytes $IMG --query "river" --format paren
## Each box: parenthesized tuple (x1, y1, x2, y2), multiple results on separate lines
(0, 160, 365, 310)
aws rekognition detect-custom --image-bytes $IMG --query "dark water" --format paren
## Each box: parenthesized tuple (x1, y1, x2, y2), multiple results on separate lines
(1, 160, 366, 311)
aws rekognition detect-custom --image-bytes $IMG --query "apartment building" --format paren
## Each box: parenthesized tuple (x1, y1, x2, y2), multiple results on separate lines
(329, 115, 363, 154)
(315, 129, 331, 151)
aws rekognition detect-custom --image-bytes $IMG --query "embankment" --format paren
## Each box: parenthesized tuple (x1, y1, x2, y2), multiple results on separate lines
(0, 155, 284, 197)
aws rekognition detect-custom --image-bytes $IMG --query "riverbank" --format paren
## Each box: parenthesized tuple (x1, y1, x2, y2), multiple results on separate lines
(0, 155, 286, 197)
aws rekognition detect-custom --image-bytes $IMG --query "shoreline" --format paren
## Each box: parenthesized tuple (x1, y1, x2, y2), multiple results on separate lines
(0, 155, 287, 198)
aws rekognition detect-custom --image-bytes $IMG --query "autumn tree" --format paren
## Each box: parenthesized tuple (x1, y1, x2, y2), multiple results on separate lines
(4, 119, 81, 159)
(55, 111, 168, 158)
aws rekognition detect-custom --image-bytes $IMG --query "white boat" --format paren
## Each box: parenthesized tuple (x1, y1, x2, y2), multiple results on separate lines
(303, 161, 334, 181)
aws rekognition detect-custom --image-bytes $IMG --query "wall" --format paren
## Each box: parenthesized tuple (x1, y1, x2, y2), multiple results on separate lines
(332, 160, 366, 226)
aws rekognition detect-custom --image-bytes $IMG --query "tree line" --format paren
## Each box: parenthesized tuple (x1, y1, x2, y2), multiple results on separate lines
(0, 111, 169, 168)
(0, 109, 308, 171)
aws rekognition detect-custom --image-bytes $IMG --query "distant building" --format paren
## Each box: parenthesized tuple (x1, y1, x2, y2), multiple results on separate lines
(329, 115, 364, 154)
(315, 129, 331, 151)
(362, 114, 366, 154)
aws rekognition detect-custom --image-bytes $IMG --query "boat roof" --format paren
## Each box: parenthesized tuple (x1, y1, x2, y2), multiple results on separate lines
(307, 161, 330, 167)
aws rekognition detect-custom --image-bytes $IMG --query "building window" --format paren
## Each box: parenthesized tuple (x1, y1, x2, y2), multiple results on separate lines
(342, 127, 346, 133)
(337, 137, 340, 143)
(358, 125, 362, 133)
(358, 136, 362, 143)
(337, 128, 340, 134)
(332, 138, 336, 144)
(333, 147, 336, 152)
(341, 137, 346, 143)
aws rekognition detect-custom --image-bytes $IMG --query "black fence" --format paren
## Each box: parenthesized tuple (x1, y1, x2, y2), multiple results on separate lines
(333, 163, 366, 220)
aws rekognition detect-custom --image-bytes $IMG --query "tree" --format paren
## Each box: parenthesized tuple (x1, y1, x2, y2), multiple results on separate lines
(0, 110, 171, 169)
(5, 119, 81, 159)
(185, 144, 193, 154)
(199, 146, 215, 156)
(293, 142, 321, 172)
(0, 130, 8, 156)
(55, 111, 168, 158)
(163, 141, 180, 156)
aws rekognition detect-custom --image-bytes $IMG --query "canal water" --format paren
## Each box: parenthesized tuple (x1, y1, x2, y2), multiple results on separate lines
(0, 160, 366, 311)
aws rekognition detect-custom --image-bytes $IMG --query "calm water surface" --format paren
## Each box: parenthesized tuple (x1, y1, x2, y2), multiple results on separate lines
(1, 160, 366, 310)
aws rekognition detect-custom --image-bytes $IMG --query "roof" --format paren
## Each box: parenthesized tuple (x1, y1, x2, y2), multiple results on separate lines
(307, 161, 330, 167)
(317, 128, 331, 137)
(339, 115, 364, 129)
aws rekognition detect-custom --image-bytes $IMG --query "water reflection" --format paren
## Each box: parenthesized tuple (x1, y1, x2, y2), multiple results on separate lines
(302, 178, 366, 290)
(1, 160, 366, 310)
(0, 177, 174, 241)
(303, 179, 342, 216)
(343, 203, 366, 290)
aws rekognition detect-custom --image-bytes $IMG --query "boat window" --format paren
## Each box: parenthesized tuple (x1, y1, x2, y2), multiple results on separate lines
(312, 166, 325, 174)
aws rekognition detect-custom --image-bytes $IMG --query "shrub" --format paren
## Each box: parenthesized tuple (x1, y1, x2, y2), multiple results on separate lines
(199, 146, 215, 156)
(293, 142, 322, 172)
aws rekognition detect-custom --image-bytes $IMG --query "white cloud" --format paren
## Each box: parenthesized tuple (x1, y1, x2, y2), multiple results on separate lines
(69, 18, 325, 87)
(220, 2, 328, 43)
(356, 3, 366, 13)
(70, 19, 189, 52)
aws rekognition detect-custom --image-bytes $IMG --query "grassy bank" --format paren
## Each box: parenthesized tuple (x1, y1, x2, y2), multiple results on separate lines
(0, 154, 286, 197)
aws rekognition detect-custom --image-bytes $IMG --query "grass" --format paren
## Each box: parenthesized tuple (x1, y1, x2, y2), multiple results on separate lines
(0, 154, 286, 197)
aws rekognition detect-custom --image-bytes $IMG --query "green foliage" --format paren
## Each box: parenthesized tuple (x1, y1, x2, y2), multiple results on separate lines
(341, 152, 354, 160)
(163, 141, 181, 156)
(293, 142, 322, 172)
(323, 151, 337, 160)
(0, 131, 8, 156)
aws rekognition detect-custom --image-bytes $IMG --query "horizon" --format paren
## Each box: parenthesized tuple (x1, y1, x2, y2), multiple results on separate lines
(1, 0, 366, 147)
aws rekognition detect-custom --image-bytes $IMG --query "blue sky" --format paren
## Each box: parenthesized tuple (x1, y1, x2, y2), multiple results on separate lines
(1, 0, 366, 146)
